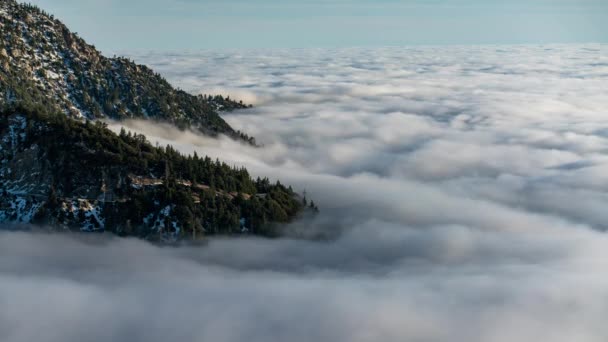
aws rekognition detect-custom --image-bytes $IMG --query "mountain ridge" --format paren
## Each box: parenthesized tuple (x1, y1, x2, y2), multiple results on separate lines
(0, 0, 256, 143)
(0, 105, 313, 239)
(0, 0, 317, 239)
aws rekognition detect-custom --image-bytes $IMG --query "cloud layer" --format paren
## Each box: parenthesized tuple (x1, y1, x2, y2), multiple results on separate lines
(3, 44, 608, 341)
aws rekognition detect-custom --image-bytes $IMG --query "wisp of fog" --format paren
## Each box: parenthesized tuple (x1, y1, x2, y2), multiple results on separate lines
(3, 44, 608, 342)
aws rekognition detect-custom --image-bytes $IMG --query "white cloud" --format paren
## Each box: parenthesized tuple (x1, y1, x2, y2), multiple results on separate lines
(4, 44, 608, 341)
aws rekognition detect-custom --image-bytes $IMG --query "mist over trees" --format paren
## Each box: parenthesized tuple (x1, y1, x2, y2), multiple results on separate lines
(0, 104, 314, 239)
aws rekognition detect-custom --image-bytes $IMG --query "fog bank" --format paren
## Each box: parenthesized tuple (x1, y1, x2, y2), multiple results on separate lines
(3, 44, 608, 341)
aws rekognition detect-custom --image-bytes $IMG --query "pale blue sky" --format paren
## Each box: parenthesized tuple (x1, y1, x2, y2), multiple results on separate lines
(27, 0, 608, 52)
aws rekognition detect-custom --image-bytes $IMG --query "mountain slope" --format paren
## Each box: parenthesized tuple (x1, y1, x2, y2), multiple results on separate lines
(0, 0, 254, 142)
(0, 105, 311, 239)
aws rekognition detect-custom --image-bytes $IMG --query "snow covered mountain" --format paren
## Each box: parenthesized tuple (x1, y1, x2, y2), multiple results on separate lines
(0, 0, 254, 142)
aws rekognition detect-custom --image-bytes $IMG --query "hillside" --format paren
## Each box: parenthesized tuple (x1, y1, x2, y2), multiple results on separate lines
(0, 0, 255, 143)
(0, 105, 314, 239)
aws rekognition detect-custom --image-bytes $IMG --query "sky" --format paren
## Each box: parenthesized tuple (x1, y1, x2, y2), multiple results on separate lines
(25, 0, 608, 51)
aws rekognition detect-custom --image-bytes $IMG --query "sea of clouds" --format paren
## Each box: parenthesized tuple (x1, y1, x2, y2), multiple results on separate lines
(3, 44, 608, 341)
